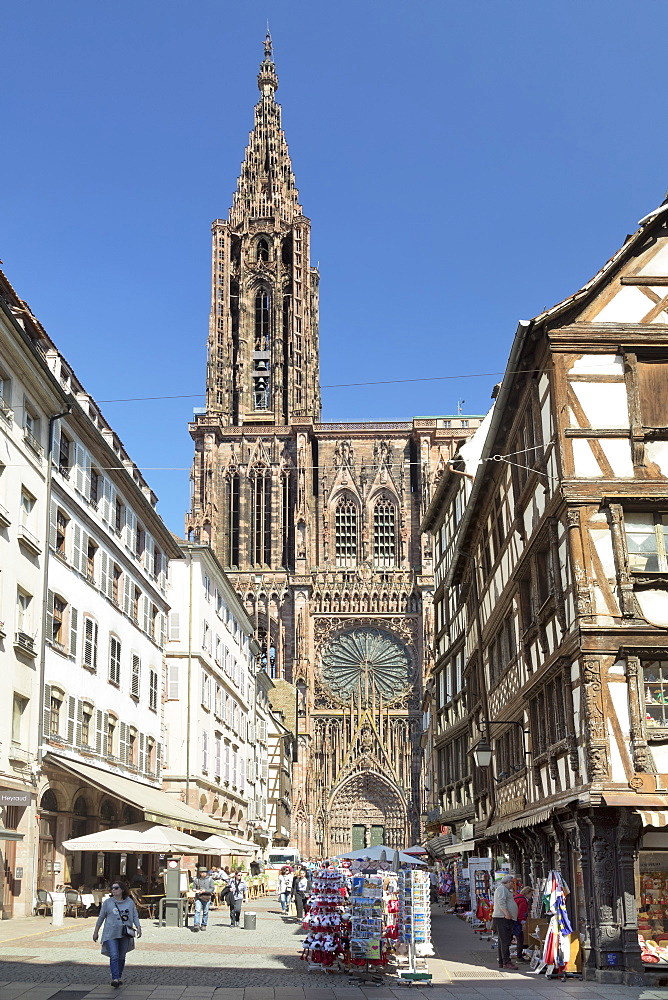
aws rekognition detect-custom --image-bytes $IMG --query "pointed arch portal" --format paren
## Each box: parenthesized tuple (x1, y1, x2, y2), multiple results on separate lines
(326, 770, 407, 855)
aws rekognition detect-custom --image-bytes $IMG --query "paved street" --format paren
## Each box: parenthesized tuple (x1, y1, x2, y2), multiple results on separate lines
(1, 899, 667, 1000)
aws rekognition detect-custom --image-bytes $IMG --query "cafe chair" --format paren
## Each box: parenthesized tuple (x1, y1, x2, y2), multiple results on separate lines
(34, 889, 53, 916)
(64, 888, 87, 918)
(129, 889, 150, 919)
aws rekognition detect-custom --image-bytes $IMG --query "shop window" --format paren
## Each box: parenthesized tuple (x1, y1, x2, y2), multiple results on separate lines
(643, 659, 668, 729)
(625, 512, 668, 573)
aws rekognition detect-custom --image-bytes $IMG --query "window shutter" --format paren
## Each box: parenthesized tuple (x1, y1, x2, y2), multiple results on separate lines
(49, 500, 57, 550)
(146, 534, 154, 574)
(248, 722, 256, 745)
(74, 443, 84, 493)
(169, 612, 180, 641)
(100, 550, 109, 597)
(142, 594, 151, 634)
(160, 613, 166, 649)
(95, 710, 103, 754)
(139, 732, 146, 773)
(156, 742, 162, 778)
(69, 606, 78, 658)
(46, 590, 54, 644)
(167, 662, 179, 700)
(224, 745, 230, 782)
(131, 655, 141, 698)
(232, 749, 237, 786)
(261, 760, 269, 781)
(43, 683, 52, 740)
(84, 618, 98, 671)
(52, 421, 61, 467)
(120, 721, 128, 762)
(100, 476, 110, 522)
(76, 700, 84, 746)
(123, 574, 132, 617)
(215, 737, 221, 778)
(103, 711, 109, 755)
(67, 696, 76, 743)
(125, 508, 137, 551)
(72, 523, 83, 573)
(240, 756, 245, 793)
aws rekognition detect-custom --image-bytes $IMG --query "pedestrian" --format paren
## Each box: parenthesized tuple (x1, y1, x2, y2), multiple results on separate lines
(492, 875, 518, 970)
(227, 870, 247, 926)
(92, 880, 142, 987)
(191, 866, 215, 932)
(291, 867, 308, 920)
(277, 866, 292, 913)
(513, 885, 533, 961)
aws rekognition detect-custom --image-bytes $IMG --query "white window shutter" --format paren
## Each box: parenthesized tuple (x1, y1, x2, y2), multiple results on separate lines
(52, 420, 61, 466)
(100, 550, 109, 597)
(248, 722, 256, 744)
(69, 607, 78, 658)
(139, 732, 146, 773)
(261, 760, 268, 781)
(142, 594, 150, 634)
(232, 749, 237, 786)
(101, 477, 112, 522)
(215, 737, 221, 778)
(46, 590, 54, 644)
(96, 710, 104, 754)
(124, 508, 137, 551)
(49, 500, 57, 550)
(72, 522, 83, 573)
(169, 612, 180, 641)
(123, 574, 132, 617)
(167, 662, 179, 699)
(240, 756, 245, 793)
(67, 696, 76, 743)
(224, 745, 230, 782)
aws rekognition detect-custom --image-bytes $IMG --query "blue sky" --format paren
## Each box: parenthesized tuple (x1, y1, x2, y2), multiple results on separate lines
(2, 0, 666, 533)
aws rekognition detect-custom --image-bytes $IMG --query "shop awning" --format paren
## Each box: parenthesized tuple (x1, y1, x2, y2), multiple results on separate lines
(440, 839, 476, 856)
(603, 792, 668, 809)
(637, 809, 668, 828)
(44, 753, 228, 835)
(481, 806, 555, 838)
(0, 827, 24, 842)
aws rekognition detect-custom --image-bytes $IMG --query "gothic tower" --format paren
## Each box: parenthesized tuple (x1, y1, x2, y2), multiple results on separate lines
(205, 33, 320, 428)
(188, 35, 482, 856)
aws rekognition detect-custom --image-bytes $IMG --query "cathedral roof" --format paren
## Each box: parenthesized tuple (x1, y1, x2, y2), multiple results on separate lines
(229, 32, 302, 227)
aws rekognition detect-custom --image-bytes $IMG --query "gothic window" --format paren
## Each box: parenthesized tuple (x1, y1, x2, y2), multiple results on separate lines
(373, 497, 396, 568)
(253, 374, 270, 410)
(335, 496, 358, 568)
(225, 472, 240, 568)
(250, 466, 272, 567)
(254, 289, 270, 351)
(256, 238, 270, 262)
(281, 472, 293, 569)
(258, 628, 277, 678)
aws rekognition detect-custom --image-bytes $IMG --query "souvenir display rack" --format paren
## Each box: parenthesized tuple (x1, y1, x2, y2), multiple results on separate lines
(300, 867, 349, 974)
(396, 869, 433, 982)
(639, 868, 668, 965)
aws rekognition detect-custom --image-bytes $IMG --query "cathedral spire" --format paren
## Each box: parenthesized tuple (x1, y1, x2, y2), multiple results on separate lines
(229, 31, 301, 226)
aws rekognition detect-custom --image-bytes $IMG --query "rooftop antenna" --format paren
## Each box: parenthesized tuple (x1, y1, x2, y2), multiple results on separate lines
(457, 399, 465, 414)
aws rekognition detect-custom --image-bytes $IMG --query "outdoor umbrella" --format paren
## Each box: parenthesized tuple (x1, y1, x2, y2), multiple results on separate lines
(403, 844, 429, 856)
(202, 833, 254, 855)
(62, 821, 216, 855)
(334, 844, 427, 866)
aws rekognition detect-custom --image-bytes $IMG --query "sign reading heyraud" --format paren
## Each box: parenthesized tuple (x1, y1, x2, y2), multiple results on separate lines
(0, 790, 31, 806)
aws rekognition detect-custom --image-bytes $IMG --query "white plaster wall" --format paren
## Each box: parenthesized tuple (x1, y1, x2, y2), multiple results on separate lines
(570, 382, 629, 429)
(636, 590, 668, 628)
(645, 441, 668, 476)
(572, 439, 602, 477)
(638, 243, 668, 276)
(570, 354, 624, 375)
(606, 717, 627, 783)
(594, 286, 652, 323)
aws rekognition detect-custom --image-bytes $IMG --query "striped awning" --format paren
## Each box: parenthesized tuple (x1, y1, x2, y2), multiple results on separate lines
(637, 809, 668, 828)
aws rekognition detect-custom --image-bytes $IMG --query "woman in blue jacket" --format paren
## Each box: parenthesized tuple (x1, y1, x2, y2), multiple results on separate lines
(93, 880, 142, 986)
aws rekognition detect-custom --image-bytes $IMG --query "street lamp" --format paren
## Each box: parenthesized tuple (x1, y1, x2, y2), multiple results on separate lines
(472, 740, 493, 768)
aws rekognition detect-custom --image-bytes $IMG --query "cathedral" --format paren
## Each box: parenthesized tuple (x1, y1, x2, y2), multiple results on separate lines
(186, 35, 480, 856)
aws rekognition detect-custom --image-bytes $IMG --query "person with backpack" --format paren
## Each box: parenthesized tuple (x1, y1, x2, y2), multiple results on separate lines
(191, 866, 215, 932)
(227, 870, 247, 926)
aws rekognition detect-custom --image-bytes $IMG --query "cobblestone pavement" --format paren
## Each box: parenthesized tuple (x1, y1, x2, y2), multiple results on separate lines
(1, 899, 668, 1000)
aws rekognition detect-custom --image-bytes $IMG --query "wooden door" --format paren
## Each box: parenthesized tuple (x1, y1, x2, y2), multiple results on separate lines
(370, 825, 385, 847)
(352, 825, 366, 851)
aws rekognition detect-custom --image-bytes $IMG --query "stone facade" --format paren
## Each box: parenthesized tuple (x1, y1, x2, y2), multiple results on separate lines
(187, 35, 481, 856)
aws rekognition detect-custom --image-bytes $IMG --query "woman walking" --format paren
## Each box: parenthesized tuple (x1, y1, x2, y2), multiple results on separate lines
(93, 880, 142, 987)
(291, 868, 309, 920)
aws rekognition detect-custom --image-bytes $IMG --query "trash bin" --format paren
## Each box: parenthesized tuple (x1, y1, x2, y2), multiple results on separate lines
(52, 898, 65, 927)
(244, 911, 256, 930)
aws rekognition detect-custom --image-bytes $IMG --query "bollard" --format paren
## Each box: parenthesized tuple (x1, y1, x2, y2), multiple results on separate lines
(52, 898, 65, 927)
(243, 911, 256, 930)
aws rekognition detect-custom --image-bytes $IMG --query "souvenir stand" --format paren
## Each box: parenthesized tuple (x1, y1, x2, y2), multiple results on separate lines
(527, 870, 579, 979)
(300, 866, 349, 974)
(347, 872, 396, 980)
(452, 855, 470, 911)
(468, 857, 493, 938)
(396, 868, 434, 982)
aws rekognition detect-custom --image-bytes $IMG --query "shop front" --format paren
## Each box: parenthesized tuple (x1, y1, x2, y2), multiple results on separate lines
(635, 809, 668, 966)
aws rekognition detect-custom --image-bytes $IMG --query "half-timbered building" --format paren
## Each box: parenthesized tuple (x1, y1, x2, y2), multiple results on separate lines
(422, 197, 668, 983)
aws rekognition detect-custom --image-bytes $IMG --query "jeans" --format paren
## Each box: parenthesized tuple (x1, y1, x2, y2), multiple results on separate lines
(514, 923, 525, 958)
(193, 896, 211, 927)
(107, 934, 131, 980)
(493, 917, 515, 966)
(279, 890, 290, 912)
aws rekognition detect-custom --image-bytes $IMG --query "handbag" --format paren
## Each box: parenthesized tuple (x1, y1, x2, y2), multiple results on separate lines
(124, 926, 136, 937)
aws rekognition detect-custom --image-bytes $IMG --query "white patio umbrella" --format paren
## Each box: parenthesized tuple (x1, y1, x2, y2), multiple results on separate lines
(333, 844, 427, 866)
(201, 833, 254, 855)
(62, 821, 217, 855)
(403, 844, 429, 856)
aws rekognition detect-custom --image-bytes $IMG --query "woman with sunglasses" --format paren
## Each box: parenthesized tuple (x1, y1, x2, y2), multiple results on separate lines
(93, 880, 142, 987)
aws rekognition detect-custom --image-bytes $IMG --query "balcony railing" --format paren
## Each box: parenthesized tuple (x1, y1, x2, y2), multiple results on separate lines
(23, 427, 44, 459)
(14, 631, 36, 656)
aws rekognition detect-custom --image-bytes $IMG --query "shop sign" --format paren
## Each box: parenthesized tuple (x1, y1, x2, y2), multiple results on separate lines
(640, 852, 668, 872)
(0, 790, 30, 806)
(606, 953, 618, 966)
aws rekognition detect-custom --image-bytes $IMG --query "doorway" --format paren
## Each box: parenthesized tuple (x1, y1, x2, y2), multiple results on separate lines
(370, 825, 385, 847)
(352, 825, 365, 851)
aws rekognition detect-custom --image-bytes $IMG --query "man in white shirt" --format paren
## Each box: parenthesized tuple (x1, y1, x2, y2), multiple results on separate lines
(492, 875, 518, 969)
